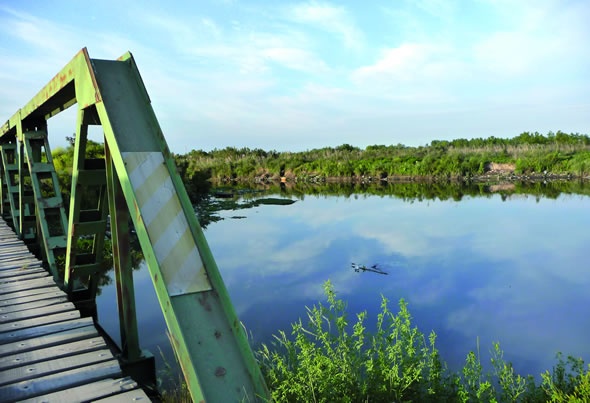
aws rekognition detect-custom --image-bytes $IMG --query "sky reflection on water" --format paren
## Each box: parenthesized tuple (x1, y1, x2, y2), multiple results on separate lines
(97, 190, 590, 382)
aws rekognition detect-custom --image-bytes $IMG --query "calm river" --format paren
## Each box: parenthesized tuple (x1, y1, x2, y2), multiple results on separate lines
(96, 181, 590, 387)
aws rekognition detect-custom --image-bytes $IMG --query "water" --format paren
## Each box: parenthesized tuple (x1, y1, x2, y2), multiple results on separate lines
(96, 182, 590, 386)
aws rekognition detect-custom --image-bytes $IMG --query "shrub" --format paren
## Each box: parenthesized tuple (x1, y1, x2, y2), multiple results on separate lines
(257, 281, 590, 402)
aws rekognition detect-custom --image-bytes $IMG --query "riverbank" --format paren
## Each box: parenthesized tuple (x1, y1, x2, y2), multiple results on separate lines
(238, 171, 580, 185)
(175, 131, 590, 186)
(220, 160, 582, 184)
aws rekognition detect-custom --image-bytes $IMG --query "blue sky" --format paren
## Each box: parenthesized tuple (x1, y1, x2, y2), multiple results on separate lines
(1, 0, 589, 153)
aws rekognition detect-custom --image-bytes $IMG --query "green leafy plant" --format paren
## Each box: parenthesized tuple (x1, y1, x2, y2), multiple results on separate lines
(255, 281, 589, 402)
(542, 355, 590, 402)
(258, 281, 448, 402)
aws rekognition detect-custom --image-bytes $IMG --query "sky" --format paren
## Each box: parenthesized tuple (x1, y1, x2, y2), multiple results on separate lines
(0, 0, 589, 153)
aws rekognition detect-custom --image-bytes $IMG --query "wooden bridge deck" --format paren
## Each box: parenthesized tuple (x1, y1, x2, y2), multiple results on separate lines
(0, 218, 151, 402)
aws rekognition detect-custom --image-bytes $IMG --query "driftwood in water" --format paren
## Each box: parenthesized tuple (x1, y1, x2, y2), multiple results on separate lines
(351, 263, 388, 275)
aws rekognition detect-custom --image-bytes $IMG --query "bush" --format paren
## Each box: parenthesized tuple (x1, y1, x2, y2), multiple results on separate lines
(257, 281, 590, 402)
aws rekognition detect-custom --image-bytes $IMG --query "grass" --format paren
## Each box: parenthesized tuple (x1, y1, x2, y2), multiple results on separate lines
(157, 331, 192, 403)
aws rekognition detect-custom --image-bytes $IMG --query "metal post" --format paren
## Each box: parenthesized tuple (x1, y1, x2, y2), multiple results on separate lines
(17, 131, 24, 239)
(23, 128, 68, 281)
(0, 143, 19, 231)
(64, 108, 88, 292)
(106, 141, 141, 360)
(106, 141, 155, 389)
(15, 119, 38, 243)
(0, 163, 4, 217)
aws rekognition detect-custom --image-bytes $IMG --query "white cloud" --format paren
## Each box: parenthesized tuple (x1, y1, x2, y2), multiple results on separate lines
(140, 13, 329, 75)
(354, 43, 433, 81)
(472, 0, 590, 78)
(261, 47, 329, 73)
(412, 0, 457, 22)
(0, 8, 75, 60)
(474, 31, 559, 77)
(349, 42, 466, 107)
(288, 2, 364, 50)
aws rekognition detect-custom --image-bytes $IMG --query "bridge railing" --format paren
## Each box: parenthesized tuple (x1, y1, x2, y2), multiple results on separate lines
(0, 48, 269, 402)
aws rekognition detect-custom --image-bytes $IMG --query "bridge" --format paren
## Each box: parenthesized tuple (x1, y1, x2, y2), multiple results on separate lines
(0, 49, 269, 402)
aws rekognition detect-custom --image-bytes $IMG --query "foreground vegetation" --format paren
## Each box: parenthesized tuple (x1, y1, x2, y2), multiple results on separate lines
(256, 281, 589, 402)
(175, 131, 590, 182)
(160, 281, 590, 402)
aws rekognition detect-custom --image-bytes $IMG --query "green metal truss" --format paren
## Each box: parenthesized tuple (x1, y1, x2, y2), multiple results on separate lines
(0, 48, 270, 401)
(0, 142, 20, 233)
(0, 160, 7, 220)
(15, 125, 37, 242)
(22, 128, 68, 280)
(64, 105, 109, 298)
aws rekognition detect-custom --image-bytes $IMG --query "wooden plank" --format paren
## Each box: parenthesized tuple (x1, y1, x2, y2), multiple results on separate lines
(0, 245, 31, 251)
(0, 220, 139, 400)
(0, 253, 35, 261)
(0, 348, 114, 386)
(94, 389, 151, 402)
(0, 242, 32, 248)
(0, 247, 33, 253)
(0, 286, 63, 302)
(18, 377, 140, 403)
(0, 261, 40, 268)
(0, 296, 68, 314)
(0, 259, 37, 265)
(0, 290, 65, 306)
(0, 359, 122, 401)
(0, 251, 35, 258)
(0, 271, 48, 284)
(0, 302, 75, 324)
(0, 261, 42, 271)
(0, 311, 80, 335)
(0, 277, 55, 295)
(0, 255, 39, 263)
(0, 270, 47, 281)
(0, 249, 34, 254)
(0, 336, 106, 371)
(0, 276, 52, 289)
(0, 250, 38, 256)
(0, 276, 54, 290)
(0, 243, 30, 249)
(0, 325, 97, 358)
(0, 267, 45, 279)
(0, 275, 52, 288)
(0, 317, 92, 345)
(0, 266, 44, 274)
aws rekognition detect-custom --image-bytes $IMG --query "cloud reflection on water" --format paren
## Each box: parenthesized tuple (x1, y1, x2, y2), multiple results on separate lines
(205, 193, 590, 377)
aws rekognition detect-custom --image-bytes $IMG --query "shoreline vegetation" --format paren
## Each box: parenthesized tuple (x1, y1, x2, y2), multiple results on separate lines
(174, 131, 590, 187)
(49, 133, 590, 401)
